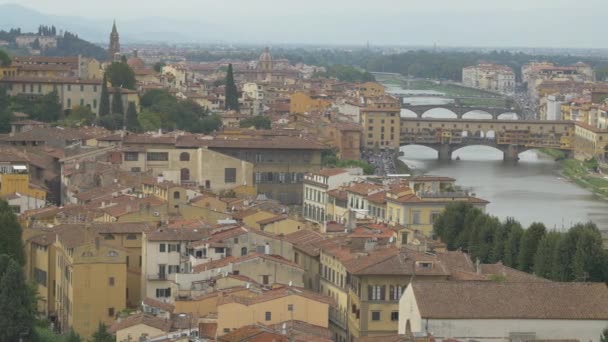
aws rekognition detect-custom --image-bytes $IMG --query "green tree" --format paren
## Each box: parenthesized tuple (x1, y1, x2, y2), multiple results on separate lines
(551, 232, 577, 281)
(517, 222, 546, 272)
(532, 231, 561, 279)
(0, 255, 36, 341)
(96, 114, 123, 131)
(433, 202, 481, 250)
(0, 200, 24, 265)
(99, 74, 110, 116)
(125, 102, 139, 132)
(105, 62, 136, 90)
(0, 49, 10, 66)
(137, 110, 162, 131)
(224, 63, 240, 112)
(153, 61, 165, 73)
(467, 215, 499, 263)
(503, 222, 524, 268)
(65, 105, 95, 126)
(239, 116, 271, 129)
(0, 85, 12, 133)
(489, 218, 515, 263)
(64, 329, 82, 342)
(91, 322, 113, 342)
(33, 90, 62, 122)
(572, 223, 605, 281)
(111, 90, 124, 115)
(601, 327, 608, 342)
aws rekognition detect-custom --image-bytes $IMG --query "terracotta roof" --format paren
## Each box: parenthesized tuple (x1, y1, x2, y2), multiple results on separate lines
(367, 190, 387, 204)
(108, 313, 172, 333)
(344, 248, 450, 277)
(256, 215, 288, 225)
(193, 256, 236, 273)
(234, 253, 303, 270)
(176, 135, 325, 150)
(91, 222, 155, 234)
(346, 182, 383, 196)
(284, 230, 325, 256)
(0, 76, 102, 85)
(327, 188, 347, 201)
(218, 285, 333, 307)
(143, 297, 175, 313)
(199, 322, 217, 338)
(411, 282, 608, 320)
(146, 226, 210, 242)
(480, 262, 551, 282)
(315, 168, 347, 177)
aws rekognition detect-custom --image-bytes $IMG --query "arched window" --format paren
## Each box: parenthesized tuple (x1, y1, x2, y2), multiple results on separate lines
(173, 191, 180, 200)
(180, 168, 190, 181)
(179, 152, 190, 161)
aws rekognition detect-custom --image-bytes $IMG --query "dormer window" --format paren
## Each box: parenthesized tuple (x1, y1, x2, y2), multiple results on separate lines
(417, 261, 433, 269)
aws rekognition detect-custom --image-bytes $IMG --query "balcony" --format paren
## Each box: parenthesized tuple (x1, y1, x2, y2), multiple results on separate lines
(147, 273, 167, 281)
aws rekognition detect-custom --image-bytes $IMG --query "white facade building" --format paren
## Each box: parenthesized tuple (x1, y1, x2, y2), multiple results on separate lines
(398, 281, 608, 342)
(462, 63, 516, 95)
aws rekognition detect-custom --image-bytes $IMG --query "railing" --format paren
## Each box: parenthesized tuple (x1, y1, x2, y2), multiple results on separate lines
(147, 273, 167, 281)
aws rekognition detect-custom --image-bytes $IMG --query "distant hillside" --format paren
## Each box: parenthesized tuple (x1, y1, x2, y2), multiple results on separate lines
(0, 26, 107, 61)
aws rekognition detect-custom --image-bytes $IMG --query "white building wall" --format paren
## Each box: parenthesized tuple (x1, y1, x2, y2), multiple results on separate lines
(423, 319, 606, 342)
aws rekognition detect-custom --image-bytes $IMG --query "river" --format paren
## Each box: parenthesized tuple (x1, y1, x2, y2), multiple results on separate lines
(386, 83, 608, 231)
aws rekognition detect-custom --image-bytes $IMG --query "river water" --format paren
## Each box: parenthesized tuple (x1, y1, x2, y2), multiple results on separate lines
(387, 83, 608, 231)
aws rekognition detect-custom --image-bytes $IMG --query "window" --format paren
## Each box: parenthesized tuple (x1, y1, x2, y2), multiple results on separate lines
(131, 167, 141, 172)
(109, 277, 115, 286)
(371, 311, 381, 321)
(294, 252, 299, 264)
(126, 234, 137, 240)
(80, 99, 84, 107)
(412, 211, 421, 225)
(34, 268, 47, 286)
(168, 265, 179, 274)
(93, 99, 97, 108)
(94, 85, 97, 92)
(173, 191, 181, 200)
(224, 168, 236, 183)
(37, 84, 41, 93)
(146, 152, 169, 161)
(124, 152, 139, 161)
(265, 311, 271, 321)
(159, 243, 166, 252)
(288, 304, 294, 311)
(430, 211, 441, 224)
(241, 247, 247, 256)
(179, 152, 190, 161)
(80, 85, 84, 91)
(67, 98, 71, 108)
(391, 311, 399, 321)
(262, 275, 269, 285)
(104, 234, 115, 240)
(155, 287, 171, 298)
(67, 84, 71, 91)
(168, 244, 181, 253)
(30, 84, 34, 92)
(108, 307, 115, 317)
(180, 168, 190, 181)
(368, 285, 385, 301)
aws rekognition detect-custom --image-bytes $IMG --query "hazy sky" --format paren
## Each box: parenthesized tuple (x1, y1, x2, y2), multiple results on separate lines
(1, 0, 604, 18)
(0, 0, 606, 47)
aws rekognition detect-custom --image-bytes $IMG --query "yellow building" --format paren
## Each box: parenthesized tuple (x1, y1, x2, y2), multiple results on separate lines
(289, 91, 332, 114)
(574, 121, 608, 160)
(109, 313, 171, 342)
(216, 285, 332, 336)
(284, 230, 325, 292)
(24, 230, 56, 317)
(385, 184, 488, 236)
(95, 222, 155, 308)
(356, 82, 386, 98)
(52, 224, 127, 337)
(346, 248, 451, 340)
(0, 168, 47, 201)
(360, 95, 401, 150)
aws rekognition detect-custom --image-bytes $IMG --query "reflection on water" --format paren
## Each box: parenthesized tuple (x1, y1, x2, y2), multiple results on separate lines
(401, 145, 608, 231)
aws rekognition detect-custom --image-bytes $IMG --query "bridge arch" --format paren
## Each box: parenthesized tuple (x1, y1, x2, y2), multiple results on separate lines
(421, 108, 458, 119)
(461, 110, 494, 120)
(497, 112, 519, 120)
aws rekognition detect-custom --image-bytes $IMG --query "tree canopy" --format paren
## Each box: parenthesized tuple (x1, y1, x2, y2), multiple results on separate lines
(105, 62, 136, 90)
(0, 254, 36, 341)
(0, 200, 25, 265)
(315, 64, 375, 82)
(0, 49, 10, 66)
(239, 116, 271, 129)
(140, 89, 221, 133)
(434, 203, 608, 281)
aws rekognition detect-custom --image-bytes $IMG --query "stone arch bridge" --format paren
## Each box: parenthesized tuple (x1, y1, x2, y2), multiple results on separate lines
(401, 103, 518, 120)
(400, 118, 575, 161)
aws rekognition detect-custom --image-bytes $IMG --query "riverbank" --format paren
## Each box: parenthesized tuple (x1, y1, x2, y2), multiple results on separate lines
(539, 149, 608, 198)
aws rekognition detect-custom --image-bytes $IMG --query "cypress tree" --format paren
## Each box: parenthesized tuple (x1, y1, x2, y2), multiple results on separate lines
(572, 224, 605, 281)
(224, 63, 240, 112)
(91, 322, 113, 342)
(99, 74, 110, 116)
(532, 231, 561, 279)
(503, 222, 524, 268)
(112, 89, 124, 115)
(517, 222, 546, 272)
(0, 200, 24, 265)
(0, 255, 36, 341)
(126, 102, 139, 132)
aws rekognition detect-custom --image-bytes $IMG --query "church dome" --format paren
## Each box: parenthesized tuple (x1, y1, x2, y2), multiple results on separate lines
(259, 47, 272, 63)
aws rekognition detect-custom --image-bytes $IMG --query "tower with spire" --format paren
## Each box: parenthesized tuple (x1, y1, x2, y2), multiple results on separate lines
(108, 20, 120, 61)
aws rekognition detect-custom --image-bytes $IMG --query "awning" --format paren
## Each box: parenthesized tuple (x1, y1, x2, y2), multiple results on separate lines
(12, 165, 27, 171)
